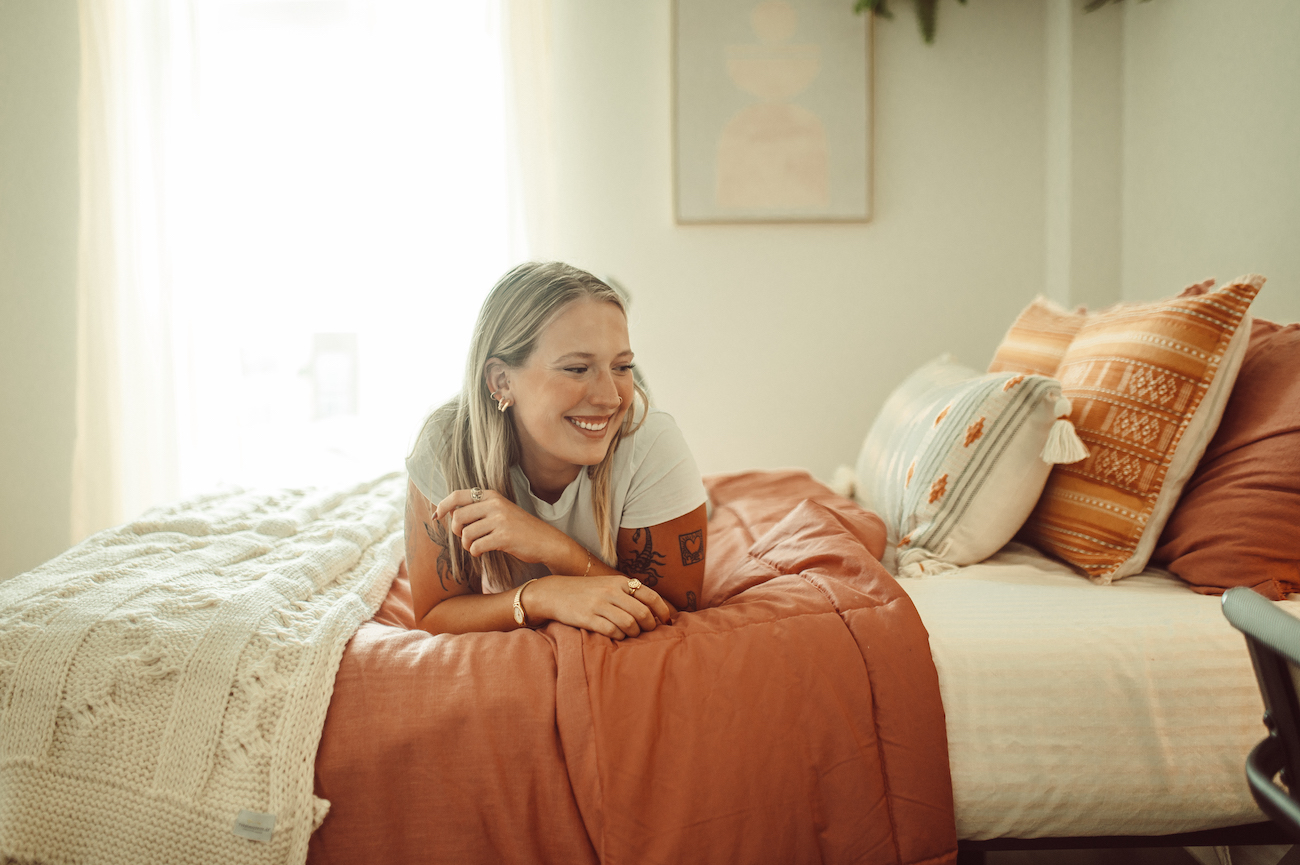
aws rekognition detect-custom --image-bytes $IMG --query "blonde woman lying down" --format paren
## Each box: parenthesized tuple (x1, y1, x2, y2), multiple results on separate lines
(404, 262, 708, 638)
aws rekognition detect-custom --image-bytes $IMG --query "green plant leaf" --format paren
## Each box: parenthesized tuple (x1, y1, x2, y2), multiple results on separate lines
(916, 0, 938, 42)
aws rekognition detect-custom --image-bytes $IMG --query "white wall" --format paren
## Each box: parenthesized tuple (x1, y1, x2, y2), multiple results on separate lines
(542, 0, 1048, 482)
(1122, 0, 1300, 323)
(5, 0, 1297, 578)
(0, 0, 80, 580)
(1044, 0, 1123, 311)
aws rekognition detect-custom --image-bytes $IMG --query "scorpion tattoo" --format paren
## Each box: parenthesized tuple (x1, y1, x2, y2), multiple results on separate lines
(617, 526, 668, 587)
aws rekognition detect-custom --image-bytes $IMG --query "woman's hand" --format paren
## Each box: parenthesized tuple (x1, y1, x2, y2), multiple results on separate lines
(528, 575, 677, 640)
(435, 488, 571, 569)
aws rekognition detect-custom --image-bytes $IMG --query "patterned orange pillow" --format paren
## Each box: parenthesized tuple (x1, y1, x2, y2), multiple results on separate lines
(987, 298, 1088, 377)
(988, 279, 1222, 378)
(1018, 276, 1264, 583)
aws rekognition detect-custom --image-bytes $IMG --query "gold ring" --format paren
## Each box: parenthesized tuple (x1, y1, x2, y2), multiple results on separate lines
(625, 578, 641, 596)
(470, 487, 483, 503)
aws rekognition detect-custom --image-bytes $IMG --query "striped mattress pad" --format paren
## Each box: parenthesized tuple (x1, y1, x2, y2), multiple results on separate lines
(893, 542, 1282, 840)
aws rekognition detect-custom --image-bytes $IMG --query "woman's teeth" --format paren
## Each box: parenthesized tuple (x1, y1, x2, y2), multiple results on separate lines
(569, 417, 608, 432)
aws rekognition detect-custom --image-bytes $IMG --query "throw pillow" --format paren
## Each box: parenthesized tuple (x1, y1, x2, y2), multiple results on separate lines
(1152, 296, 1300, 598)
(987, 279, 1218, 377)
(855, 355, 1087, 578)
(1018, 276, 1263, 583)
(987, 297, 1087, 377)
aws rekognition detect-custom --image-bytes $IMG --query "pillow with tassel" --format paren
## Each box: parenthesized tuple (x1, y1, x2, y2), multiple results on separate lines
(1017, 276, 1261, 583)
(852, 355, 1088, 577)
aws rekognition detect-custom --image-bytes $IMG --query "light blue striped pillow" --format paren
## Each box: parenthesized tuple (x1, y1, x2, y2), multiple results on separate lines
(855, 355, 1085, 577)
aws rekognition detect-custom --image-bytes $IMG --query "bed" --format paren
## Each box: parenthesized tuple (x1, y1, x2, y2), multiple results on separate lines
(2, 277, 1297, 864)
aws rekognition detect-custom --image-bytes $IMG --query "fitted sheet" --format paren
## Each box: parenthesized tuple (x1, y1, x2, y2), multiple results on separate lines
(894, 542, 1284, 840)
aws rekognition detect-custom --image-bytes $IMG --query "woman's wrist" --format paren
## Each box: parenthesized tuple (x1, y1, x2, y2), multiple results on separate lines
(521, 575, 553, 624)
(543, 534, 592, 578)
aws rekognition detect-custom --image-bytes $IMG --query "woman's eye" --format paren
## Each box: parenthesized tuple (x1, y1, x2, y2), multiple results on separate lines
(615, 364, 636, 374)
(565, 366, 588, 374)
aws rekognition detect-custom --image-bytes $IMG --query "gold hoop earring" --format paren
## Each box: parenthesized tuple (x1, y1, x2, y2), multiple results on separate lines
(498, 398, 510, 413)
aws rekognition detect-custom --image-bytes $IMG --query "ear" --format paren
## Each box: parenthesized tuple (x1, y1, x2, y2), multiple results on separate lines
(483, 358, 511, 400)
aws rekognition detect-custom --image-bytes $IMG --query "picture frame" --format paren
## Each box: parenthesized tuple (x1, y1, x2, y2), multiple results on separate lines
(673, 0, 873, 224)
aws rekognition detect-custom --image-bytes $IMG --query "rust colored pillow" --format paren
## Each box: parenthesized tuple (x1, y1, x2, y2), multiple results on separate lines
(1152, 310, 1300, 599)
(1018, 277, 1263, 583)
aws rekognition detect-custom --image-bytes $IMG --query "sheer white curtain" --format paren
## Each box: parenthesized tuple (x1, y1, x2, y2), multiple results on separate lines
(74, 0, 552, 541)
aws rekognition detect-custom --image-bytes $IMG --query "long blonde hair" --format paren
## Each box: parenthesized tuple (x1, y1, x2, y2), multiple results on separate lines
(419, 262, 647, 593)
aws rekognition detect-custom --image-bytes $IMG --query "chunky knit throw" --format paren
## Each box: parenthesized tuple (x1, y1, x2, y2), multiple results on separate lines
(0, 474, 405, 865)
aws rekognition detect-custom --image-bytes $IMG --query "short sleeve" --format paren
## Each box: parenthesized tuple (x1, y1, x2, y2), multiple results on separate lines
(404, 417, 450, 504)
(619, 412, 708, 529)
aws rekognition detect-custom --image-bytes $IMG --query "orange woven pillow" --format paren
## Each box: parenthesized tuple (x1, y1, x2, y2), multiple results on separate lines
(987, 298, 1087, 377)
(1016, 276, 1263, 583)
(986, 278, 1220, 378)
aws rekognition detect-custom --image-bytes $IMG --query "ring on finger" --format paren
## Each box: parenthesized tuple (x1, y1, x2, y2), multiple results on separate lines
(470, 487, 483, 503)
(625, 578, 642, 596)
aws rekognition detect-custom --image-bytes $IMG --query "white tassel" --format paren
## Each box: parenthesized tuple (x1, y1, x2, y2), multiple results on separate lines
(829, 464, 857, 498)
(1041, 418, 1090, 464)
(1054, 396, 1073, 417)
(897, 548, 959, 579)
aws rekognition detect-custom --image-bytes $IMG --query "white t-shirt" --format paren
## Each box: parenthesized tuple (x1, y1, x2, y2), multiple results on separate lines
(404, 405, 707, 590)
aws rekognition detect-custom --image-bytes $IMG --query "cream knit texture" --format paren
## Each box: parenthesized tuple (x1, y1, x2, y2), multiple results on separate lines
(0, 473, 406, 865)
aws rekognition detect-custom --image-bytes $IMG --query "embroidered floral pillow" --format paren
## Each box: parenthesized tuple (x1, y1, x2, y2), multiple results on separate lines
(854, 355, 1086, 577)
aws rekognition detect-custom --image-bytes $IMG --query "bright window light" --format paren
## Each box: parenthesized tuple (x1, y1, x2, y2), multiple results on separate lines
(170, 0, 511, 495)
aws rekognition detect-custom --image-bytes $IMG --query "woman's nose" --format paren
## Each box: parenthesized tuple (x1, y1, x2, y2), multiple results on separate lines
(590, 372, 621, 408)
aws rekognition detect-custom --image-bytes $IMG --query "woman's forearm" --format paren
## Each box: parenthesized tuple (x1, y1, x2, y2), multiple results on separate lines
(417, 585, 532, 635)
(542, 534, 598, 577)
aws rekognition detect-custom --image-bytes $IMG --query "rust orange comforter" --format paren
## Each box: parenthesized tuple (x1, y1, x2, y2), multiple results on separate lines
(309, 470, 956, 865)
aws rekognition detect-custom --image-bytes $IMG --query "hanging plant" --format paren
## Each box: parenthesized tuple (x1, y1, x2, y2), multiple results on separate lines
(853, 0, 966, 45)
(855, 0, 1148, 45)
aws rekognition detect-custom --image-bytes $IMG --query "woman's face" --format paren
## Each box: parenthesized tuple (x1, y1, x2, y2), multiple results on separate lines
(499, 298, 636, 485)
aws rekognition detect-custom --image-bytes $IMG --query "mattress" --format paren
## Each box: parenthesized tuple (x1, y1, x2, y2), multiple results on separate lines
(893, 542, 1284, 841)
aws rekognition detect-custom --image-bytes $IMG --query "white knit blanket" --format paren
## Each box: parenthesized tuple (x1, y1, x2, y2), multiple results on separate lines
(0, 473, 406, 865)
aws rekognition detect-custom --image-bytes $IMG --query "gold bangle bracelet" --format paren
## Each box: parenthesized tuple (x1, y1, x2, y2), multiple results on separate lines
(513, 578, 538, 628)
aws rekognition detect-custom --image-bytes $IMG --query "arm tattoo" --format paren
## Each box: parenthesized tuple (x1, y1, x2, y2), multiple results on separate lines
(617, 526, 667, 587)
(423, 519, 463, 592)
(685, 591, 698, 612)
(678, 529, 704, 566)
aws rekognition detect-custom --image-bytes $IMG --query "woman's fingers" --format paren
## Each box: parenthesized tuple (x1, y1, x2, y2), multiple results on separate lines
(432, 490, 468, 522)
(611, 592, 659, 632)
(590, 617, 626, 640)
(600, 607, 641, 639)
(433, 488, 497, 522)
(459, 515, 496, 552)
(628, 586, 676, 625)
(447, 500, 496, 538)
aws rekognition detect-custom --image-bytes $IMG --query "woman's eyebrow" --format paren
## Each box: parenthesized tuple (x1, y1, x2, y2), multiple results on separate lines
(552, 350, 634, 363)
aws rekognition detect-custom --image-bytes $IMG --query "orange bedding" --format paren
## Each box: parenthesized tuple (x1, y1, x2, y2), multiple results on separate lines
(309, 470, 956, 865)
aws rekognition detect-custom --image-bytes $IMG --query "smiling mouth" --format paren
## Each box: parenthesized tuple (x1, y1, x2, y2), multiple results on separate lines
(568, 417, 610, 432)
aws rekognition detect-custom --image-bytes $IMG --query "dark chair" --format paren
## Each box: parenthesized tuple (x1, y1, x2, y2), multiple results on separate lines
(1223, 586, 1300, 844)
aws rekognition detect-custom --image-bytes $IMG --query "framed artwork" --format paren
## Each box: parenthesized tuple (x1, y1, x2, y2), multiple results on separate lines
(673, 0, 872, 224)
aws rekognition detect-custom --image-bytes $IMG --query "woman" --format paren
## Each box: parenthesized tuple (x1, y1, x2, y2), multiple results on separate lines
(404, 262, 708, 638)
